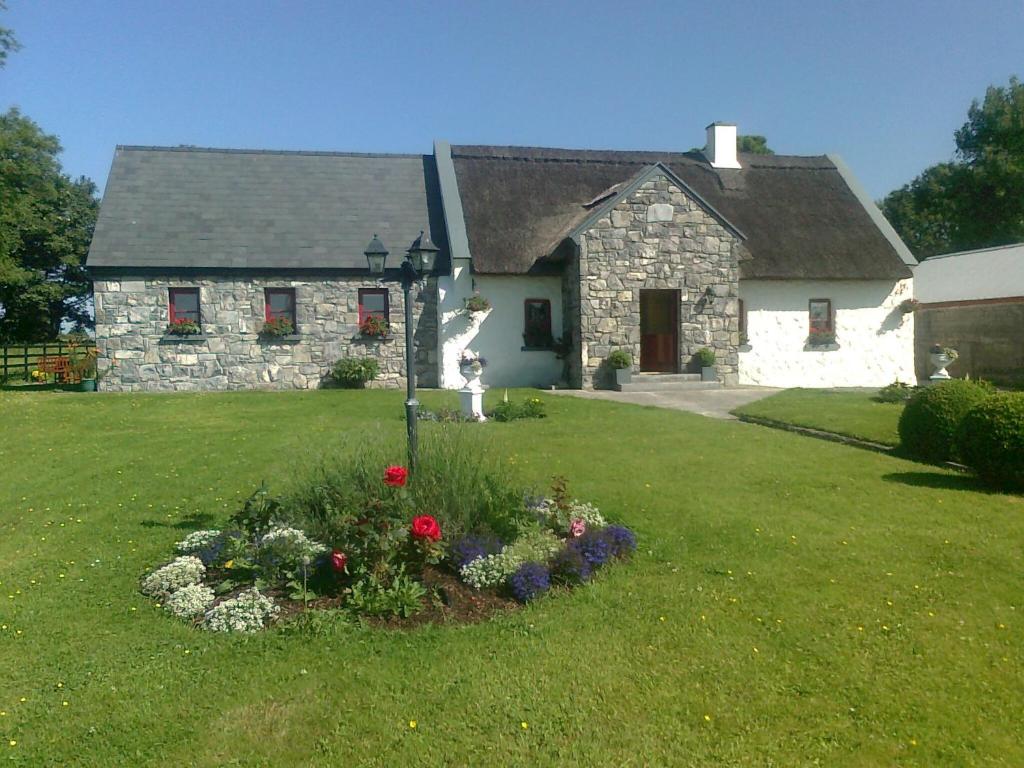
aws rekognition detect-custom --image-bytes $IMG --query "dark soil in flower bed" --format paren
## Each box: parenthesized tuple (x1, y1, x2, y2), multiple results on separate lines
(207, 565, 518, 630)
(369, 566, 518, 629)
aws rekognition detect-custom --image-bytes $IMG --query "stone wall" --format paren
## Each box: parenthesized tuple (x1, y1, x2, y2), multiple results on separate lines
(574, 173, 742, 388)
(93, 275, 438, 391)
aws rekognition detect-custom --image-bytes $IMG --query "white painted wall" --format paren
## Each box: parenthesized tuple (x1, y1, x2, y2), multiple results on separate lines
(436, 269, 564, 389)
(738, 279, 917, 387)
(915, 243, 1024, 303)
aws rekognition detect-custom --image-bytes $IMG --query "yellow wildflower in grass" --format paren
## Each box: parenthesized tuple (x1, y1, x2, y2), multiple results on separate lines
(703, 715, 712, 722)
(520, 722, 529, 730)
(8, 740, 15, 747)
(408, 720, 417, 729)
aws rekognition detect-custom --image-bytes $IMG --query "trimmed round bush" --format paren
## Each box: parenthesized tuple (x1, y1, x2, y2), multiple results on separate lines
(956, 393, 1024, 490)
(897, 379, 993, 462)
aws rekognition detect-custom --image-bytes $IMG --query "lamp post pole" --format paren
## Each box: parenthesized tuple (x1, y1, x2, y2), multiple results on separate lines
(399, 260, 419, 474)
(364, 231, 439, 477)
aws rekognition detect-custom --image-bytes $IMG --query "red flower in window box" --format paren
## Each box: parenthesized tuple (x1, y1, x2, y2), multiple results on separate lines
(330, 549, 348, 572)
(411, 515, 441, 542)
(360, 315, 390, 338)
(166, 317, 201, 336)
(383, 465, 408, 487)
(260, 316, 295, 338)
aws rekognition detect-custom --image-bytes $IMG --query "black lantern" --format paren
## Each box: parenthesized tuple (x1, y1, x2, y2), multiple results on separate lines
(364, 234, 388, 275)
(406, 230, 439, 275)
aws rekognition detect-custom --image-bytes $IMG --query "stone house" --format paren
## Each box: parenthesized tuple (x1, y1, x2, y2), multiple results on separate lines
(88, 122, 917, 391)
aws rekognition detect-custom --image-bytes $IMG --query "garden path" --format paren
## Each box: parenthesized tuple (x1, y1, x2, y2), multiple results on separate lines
(546, 385, 780, 420)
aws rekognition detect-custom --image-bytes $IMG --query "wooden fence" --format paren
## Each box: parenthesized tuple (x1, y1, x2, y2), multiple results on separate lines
(0, 342, 68, 381)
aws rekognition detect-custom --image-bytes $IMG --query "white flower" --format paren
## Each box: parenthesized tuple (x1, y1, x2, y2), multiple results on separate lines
(175, 530, 222, 554)
(203, 589, 279, 633)
(140, 556, 206, 599)
(164, 584, 215, 619)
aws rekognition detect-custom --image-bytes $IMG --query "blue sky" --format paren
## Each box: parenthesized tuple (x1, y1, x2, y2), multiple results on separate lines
(2, 0, 1021, 199)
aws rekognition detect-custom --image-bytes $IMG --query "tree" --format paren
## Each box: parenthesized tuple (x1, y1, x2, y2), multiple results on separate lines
(737, 135, 774, 155)
(0, 109, 98, 342)
(882, 76, 1024, 259)
(0, 1, 20, 68)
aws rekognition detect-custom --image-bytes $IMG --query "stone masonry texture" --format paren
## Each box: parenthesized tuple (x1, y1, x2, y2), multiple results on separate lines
(93, 275, 438, 391)
(571, 174, 742, 388)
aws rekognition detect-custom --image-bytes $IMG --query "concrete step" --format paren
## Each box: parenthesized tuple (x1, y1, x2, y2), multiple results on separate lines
(616, 373, 722, 392)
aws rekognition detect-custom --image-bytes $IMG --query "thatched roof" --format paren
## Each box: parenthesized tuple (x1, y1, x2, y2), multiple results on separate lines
(450, 145, 913, 279)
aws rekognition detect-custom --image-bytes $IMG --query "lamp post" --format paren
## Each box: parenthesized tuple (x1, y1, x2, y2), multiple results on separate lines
(364, 230, 439, 475)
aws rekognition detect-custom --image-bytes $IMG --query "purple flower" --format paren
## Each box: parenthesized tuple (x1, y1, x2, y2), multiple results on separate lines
(550, 546, 592, 585)
(508, 562, 551, 603)
(449, 533, 503, 569)
(604, 525, 637, 558)
(568, 529, 612, 568)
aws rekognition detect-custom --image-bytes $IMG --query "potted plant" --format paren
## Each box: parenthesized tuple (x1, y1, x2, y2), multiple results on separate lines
(459, 349, 487, 390)
(929, 344, 958, 380)
(71, 348, 99, 391)
(606, 349, 632, 387)
(359, 315, 390, 338)
(260, 316, 295, 338)
(695, 347, 717, 382)
(166, 318, 202, 336)
(463, 293, 491, 315)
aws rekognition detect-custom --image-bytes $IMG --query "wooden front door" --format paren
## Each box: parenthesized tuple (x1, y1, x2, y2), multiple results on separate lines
(640, 289, 679, 372)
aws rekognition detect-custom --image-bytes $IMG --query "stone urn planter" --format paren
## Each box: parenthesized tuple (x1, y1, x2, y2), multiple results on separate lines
(614, 367, 632, 387)
(701, 366, 717, 382)
(929, 345, 957, 381)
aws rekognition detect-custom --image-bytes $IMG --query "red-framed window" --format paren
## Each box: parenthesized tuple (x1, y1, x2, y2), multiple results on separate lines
(265, 288, 296, 326)
(523, 298, 553, 348)
(808, 298, 833, 333)
(358, 288, 389, 324)
(168, 288, 200, 325)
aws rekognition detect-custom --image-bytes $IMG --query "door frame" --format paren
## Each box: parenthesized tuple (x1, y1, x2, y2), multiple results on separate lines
(639, 289, 680, 373)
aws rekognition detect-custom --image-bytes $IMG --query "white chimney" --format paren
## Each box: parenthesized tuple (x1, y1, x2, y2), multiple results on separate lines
(704, 122, 741, 169)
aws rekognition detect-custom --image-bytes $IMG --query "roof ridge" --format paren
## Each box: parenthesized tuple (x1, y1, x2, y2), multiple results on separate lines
(115, 145, 427, 160)
(450, 144, 835, 169)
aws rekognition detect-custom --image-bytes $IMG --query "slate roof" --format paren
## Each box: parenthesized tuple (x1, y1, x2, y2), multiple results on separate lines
(87, 146, 448, 271)
(449, 145, 913, 279)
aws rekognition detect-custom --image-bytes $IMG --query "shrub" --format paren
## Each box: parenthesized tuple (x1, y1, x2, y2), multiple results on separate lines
(347, 569, 426, 618)
(898, 379, 994, 462)
(141, 556, 206, 599)
(606, 349, 632, 370)
(508, 562, 551, 603)
(203, 589, 279, 633)
(695, 347, 716, 367)
(957, 393, 1024, 490)
(287, 425, 530, 559)
(489, 396, 547, 422)
(876, 380, 915, 404)
(331, 357, 379, 388)
(164, 584, 215, 619)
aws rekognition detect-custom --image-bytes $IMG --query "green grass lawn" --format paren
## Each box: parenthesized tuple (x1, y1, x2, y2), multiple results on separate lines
(734, 388, 905, 447)
(1, 389, 1021, 766)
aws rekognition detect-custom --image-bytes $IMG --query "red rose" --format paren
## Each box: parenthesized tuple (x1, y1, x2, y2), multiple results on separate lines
(383, 465, 408, 487)
(330, 549, 348, 572)
(411, 515, 441, 542)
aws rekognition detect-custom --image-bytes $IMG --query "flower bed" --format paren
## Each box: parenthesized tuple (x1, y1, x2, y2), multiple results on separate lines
(139, 430, 635, 632)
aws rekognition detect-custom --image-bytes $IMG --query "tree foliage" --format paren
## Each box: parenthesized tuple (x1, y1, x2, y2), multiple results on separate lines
(737, 135, 774, 155)
(0, 109, 99, 342)
(0, 1, 19, 68)
(882, 76, 1024, 259)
